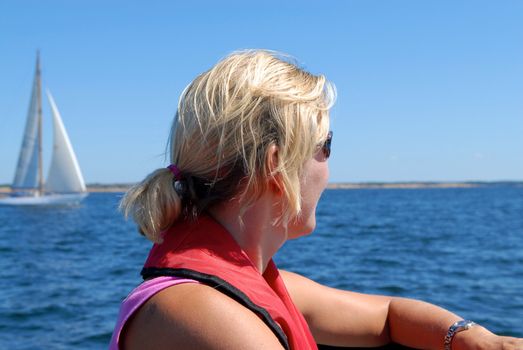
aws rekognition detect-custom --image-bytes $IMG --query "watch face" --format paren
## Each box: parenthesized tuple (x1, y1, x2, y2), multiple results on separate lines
(445, 320, 475, 350)
(453, 320, 474, 331)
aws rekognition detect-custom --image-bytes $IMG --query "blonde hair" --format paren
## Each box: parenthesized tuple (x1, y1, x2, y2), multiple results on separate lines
(121, 50, 335, 242)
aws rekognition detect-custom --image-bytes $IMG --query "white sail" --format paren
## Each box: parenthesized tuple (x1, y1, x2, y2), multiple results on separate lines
(44, 91, 86, 193)
(12, 65, 40, 190)
(0, 55, 88, 206)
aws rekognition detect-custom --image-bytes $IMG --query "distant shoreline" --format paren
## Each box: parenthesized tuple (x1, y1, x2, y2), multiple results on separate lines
(0, 181, 521, 194)
(325, 181, 523, 189)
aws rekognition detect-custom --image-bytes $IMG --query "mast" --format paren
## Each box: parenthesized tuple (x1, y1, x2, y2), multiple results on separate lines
(36, 51, 44, 195)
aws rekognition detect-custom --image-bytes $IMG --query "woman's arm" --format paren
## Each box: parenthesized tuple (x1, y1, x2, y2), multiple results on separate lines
(281, 270, 523, 349)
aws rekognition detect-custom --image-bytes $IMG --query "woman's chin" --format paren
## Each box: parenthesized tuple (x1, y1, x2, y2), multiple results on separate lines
(288, 219, 316, 240)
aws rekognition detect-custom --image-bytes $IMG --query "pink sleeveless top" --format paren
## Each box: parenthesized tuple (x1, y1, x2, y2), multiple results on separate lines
(109, 276, 199, 349)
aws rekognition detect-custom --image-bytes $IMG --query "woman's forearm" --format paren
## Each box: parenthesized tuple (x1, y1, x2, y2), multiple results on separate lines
(387, 297, 463, 349)
(386, 297, 523, 350)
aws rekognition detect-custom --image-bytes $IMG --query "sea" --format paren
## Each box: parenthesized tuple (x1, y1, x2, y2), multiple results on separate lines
(0, 186, 521, 349)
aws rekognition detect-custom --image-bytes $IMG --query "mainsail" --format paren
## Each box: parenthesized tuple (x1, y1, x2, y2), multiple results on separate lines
(12, 57, 42, 191)
(45, 91, 86, 193)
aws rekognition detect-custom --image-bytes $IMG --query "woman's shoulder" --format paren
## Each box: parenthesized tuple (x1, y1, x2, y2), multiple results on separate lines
(122, 282, 285, 350)
(110, 276, 199, 349)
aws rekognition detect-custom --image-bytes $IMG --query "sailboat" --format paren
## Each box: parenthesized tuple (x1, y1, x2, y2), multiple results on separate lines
(0, 53, 88, 205)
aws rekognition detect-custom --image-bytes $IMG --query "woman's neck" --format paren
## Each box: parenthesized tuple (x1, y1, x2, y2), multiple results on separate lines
(208, 192, 287, 273)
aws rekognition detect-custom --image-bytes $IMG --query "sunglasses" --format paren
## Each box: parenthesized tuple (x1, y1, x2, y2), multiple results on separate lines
(322, 131, 333, 159)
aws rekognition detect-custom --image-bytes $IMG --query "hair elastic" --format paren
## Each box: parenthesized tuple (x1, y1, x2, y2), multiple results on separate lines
(167, 164, 183, 180)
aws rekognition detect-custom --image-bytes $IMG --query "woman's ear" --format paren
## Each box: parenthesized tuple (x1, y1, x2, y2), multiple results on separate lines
(266, 144, 283, 195)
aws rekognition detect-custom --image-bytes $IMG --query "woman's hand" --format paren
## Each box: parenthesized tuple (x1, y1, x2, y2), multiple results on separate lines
(453, 325, 523, 350)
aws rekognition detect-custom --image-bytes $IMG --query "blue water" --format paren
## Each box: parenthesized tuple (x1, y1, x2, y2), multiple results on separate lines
(0, 187, 521, 349)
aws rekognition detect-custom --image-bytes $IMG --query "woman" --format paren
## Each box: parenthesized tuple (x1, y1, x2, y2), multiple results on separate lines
(110, 50, 522, 349)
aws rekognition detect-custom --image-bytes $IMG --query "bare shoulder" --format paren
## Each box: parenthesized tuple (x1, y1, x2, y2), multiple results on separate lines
(279, 269, 391, 317)
(279, 269, 330, 316)
(123, 282, 284, 350)
(280, 269, 391, 312)
(280, 270, 392, 347)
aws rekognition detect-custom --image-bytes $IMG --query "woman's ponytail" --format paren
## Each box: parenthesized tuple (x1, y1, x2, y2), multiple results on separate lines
(120, 168, 182, 243)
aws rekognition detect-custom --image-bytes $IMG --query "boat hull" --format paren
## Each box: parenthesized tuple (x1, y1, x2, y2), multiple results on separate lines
(0, 193, 88, 206)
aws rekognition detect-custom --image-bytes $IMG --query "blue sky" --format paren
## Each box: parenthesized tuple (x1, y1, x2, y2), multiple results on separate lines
(1, 1, 522, 184)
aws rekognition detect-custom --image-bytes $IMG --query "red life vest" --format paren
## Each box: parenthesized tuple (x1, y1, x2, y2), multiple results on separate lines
(142, 214, 318, 350)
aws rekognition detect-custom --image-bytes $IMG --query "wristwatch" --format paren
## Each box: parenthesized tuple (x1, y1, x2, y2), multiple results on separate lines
(444, 320, 476, 350)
